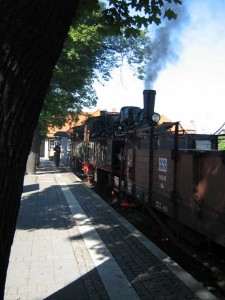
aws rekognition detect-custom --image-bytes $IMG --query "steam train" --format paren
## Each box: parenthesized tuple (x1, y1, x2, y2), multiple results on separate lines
(71, 90, 225, 248)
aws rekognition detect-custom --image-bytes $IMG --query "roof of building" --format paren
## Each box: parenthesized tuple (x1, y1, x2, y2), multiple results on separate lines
(47, 110, 173, 138)
(47, 109, 102, 138)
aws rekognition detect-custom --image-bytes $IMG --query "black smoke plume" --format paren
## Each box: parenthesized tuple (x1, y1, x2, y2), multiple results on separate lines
(145, 1, 190, 89)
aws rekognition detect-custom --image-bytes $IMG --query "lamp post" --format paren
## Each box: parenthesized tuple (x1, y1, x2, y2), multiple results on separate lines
(148, 113, 161, 206)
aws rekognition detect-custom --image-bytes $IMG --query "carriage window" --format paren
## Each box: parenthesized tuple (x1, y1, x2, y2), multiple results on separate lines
(195, 140, 211, 150)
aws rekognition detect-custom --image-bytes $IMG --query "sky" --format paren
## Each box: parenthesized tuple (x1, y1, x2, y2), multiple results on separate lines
(93, 0, 225, 134)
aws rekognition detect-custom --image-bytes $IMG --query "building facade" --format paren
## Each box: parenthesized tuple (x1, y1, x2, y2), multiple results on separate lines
(40, 110, 102, 163)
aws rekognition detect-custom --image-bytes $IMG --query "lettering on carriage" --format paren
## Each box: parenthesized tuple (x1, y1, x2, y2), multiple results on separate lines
(159, 158, 167, 173)
(162, 205, 169, 213)
(155, 201, 168, 213)
(159, 174, 167, 182)
(155, 200, 161, 210)
(160, 183, 165, 189)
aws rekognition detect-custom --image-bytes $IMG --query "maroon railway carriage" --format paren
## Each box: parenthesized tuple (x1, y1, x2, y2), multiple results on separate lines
(71, 90, 225, 247)
(117, 120, 225, 247)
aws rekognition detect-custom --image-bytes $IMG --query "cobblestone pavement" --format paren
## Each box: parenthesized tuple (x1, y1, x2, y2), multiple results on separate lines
(5, 159, 217, 300)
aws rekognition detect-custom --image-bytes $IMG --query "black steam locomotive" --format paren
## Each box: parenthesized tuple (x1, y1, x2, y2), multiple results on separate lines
(71, 90, 225, 248)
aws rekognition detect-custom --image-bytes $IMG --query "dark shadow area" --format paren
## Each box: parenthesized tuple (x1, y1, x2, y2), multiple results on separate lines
(18, 184, 78, 230)
(23, 183, 40, 193)
(44, 267, 109, 300)
(36, 170, 57, 175)
(44, 279, 89, 300)
(19, 162, 81, 230)
(36, 160, 72, 175)
(38, 165, 72, 174)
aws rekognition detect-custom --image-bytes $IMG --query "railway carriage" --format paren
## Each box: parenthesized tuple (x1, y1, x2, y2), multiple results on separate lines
(71, 90, 225, 247)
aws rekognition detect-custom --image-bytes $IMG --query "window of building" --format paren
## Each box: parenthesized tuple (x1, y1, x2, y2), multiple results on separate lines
(49, 139, 55, 150)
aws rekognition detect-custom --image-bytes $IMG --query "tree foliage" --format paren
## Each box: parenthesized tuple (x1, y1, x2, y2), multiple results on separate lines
(39, 0, 184, 134)
(218, 136, 225, 150)
(39, 3, 153, 135)
(101, 0, 182, 36)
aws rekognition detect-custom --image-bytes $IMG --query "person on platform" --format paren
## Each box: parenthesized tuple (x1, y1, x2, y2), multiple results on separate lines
(54, 144, 61, 167)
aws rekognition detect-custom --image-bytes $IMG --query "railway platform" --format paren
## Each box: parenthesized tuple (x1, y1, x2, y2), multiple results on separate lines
(5, 159, 217, 300)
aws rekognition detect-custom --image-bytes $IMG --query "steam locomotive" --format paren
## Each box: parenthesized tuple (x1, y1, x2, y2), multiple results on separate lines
(71, 90, 225, 248)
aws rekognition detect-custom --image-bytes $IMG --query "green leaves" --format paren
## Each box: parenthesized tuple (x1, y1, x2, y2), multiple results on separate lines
(164, 8, 178, 20)
(39, 0, 181, 134)
(101, 0, 182, 36)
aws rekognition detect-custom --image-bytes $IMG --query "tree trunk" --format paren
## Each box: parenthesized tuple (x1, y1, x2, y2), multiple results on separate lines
(0, 1, 80, 298)
(26, 127, 41, 175)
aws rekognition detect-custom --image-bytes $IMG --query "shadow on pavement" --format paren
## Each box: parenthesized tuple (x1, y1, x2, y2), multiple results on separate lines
(44, 267, 109, 300)
(18, 185, 77, 230)
(23, 184, 40, 193)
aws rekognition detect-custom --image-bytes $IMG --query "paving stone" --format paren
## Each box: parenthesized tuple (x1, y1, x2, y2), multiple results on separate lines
(5, 159, 215, 300)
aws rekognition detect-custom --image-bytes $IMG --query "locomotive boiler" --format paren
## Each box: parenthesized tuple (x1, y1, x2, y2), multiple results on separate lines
(71, 90, 225, 248)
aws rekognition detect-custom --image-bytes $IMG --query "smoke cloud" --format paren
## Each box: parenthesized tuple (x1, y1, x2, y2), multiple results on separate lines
(145, 1, 190, 89)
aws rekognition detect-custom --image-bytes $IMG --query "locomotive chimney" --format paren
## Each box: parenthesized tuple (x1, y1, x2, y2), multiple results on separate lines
(143, 89, 156, 123)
